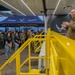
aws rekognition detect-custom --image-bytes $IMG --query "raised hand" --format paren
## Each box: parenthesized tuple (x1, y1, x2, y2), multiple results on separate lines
(61, 22, 69, 28)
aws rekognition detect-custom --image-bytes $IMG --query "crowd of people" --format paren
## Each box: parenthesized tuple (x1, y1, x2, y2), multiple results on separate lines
(1, 8, 75, 60)
(0, 29, 44, 60)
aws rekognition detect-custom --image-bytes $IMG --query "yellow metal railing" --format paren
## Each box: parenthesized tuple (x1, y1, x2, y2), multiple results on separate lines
(33, 31, 46, 53)
(50, 31, 75, 75)
(0, 28, 75, 75)
(50, 40, 59, 75)
(33, 31, 45, 53)
(34, 35, 45, 53)
(0, 30, 48, 75)
(0, 39, 30, 75)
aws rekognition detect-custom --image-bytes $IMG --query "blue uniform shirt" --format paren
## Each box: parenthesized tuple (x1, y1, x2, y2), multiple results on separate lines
(5, 37, 12, 44)
(14, 36, 20, 44)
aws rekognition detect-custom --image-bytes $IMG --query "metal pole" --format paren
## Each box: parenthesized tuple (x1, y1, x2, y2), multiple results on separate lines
(46, 28, 50, 75)
(44, 16, 50, 33)
(16, 53, 20, 75)
(29, 43, 31, 71)
(0, 70, 1, 75)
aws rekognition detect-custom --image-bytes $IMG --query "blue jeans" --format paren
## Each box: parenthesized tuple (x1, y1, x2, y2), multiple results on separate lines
(14, 42, 19, 51)
(5, 44, 11, 60)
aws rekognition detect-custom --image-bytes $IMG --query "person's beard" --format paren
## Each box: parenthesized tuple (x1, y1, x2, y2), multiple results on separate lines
(72, 17, 75, 21)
